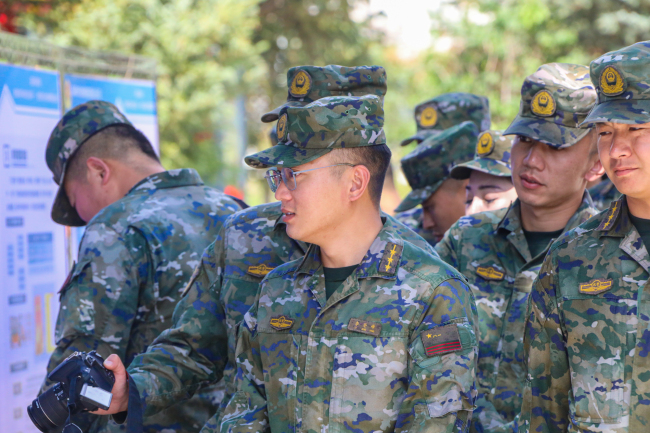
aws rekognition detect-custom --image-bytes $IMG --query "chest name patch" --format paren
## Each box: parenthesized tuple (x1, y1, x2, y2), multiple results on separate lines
(247, 264, 275, 278)
(579, 278, 613, 295)
(269, 315, 294, 331)
(422, 324, 462, 357)
(348, 318, 381, 336)
(476, 266, 504, 281)
(379, 242, 403, 275)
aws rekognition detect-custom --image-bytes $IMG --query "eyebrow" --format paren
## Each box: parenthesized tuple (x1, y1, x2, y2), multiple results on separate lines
(478, 185, 504, 191)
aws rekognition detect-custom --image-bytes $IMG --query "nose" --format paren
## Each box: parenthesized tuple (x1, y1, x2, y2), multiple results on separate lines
(466, 196, 482, 216)
(422, 209, 435, 231)
(608, 129, 633, 160)
(522, 141, 545, 171)
(274, 176, 291, 201)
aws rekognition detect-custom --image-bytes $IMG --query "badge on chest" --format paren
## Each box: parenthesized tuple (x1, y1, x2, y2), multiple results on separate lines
(270, 315, 294, 331)
(348, 318, 381, 336)
(476, 266, 505, 281)
(579, 278, 613, 295)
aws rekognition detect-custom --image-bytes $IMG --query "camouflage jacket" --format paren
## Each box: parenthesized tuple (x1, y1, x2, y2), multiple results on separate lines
(125, 201, 442, 432)
(588, 177, 621, 211)
(394, 207, 438, 247)
(45, 169, 241, 433)
(521, 196, 650, 433)
(219, 219, 479, 433)
(435, 194, 597, 432)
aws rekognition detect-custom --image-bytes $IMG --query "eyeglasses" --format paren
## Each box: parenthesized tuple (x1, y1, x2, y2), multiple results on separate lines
(264, 164, 355, 193)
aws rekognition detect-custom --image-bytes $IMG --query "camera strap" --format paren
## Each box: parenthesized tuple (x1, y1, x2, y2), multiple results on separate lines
(63, 375, 82, 433)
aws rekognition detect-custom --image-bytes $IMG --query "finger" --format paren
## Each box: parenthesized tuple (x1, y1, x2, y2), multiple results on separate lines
(91, 355, 129, 415)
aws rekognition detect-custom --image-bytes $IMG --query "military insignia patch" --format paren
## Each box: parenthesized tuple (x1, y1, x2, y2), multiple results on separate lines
(579, 278, 613, 295)
(379, 242, 403, 275)
(277, 113, 288, 142)
(269, 315, 294, 331)
(181, 264, 202, 297)
(421, 324, 462, 357)
(476, 132, 494, 156)
(289, 70, 312, 98)
(418, 106, 438, 128)
(531, 90, 556, 117)
(247, 264, 275, 278)
(600, 65, 626, 97)
(476, 266, 504, 281)
(348, 318, 381, 336)
(597, 200, 620, 231)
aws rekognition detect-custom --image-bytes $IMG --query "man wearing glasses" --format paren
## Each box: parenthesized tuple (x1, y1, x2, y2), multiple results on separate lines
(215, 94, 479, 433)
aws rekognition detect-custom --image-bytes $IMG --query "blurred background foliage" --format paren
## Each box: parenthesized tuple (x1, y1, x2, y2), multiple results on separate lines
(5, 0, 650, 206)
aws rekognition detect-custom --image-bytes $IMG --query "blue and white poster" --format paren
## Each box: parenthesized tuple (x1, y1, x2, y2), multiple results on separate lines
(0, 63, 66, 432)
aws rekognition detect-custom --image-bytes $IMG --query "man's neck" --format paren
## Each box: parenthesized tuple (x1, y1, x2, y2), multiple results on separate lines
(626, 195, 650, 220)
(319, 208, 384, 268)
(117, 159, 166, 197)
(519, 192, 584, 232)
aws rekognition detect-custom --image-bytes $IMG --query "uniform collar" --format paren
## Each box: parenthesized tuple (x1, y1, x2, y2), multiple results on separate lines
(128, 168, 204, 195)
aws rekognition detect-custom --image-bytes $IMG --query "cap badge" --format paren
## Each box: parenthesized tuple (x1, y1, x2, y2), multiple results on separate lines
(419, 106, 438, 128)
(476, 132, 494, 156)
(600, 65, 626, 97)
(289, 70, 312, 98)
(531, 90, 556, 117)
(277, 113, 288, 142)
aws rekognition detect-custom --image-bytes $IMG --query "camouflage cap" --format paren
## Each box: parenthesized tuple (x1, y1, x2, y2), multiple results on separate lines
(246, 95, 385, 169)
(261, 65, 387, 122)
(269, 124, 279, 146)
(400, 93, 490, 146)
(45, 100, 132, 226)
(450, 130, 513, 179)
(395, 121, 478, 213)
(582, 41, 650, 125)
(504, 63, 596, 148)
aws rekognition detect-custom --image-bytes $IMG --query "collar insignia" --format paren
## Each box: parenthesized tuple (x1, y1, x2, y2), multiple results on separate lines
(579, 278, 613, 295)
(289, 70, 312, 98)
(421, 323, 462, 358)
(531, 89, 556, 117)
(476, 132, 494, 156)
(247, 264, 275, 278)
(348, 318, 381, 336)
(270, 315, 294, 331)
(597, 201, 620, 231)
(379, 242, 403, 275)
(600, 65, 626, 97)
(476, 266, 505, 281)
(418, 106, 438, 128)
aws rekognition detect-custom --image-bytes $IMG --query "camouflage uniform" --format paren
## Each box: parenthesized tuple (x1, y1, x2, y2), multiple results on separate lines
(437, 64, 600, 433)
(449, 130, 513, 181)
(43, 101, 242, 433)
(520, 41, 650, 433)
(588, 177, 621, 211)
(395, 93, 490, 245)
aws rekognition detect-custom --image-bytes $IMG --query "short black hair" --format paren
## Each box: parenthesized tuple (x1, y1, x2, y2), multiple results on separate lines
(66, 125, 159, 181)
(330, 144, 392, 208)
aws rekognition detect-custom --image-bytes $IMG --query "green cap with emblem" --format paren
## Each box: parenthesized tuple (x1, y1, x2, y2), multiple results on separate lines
(45, 100, 132, 227)
(582, 41, 650, 125)
(261, 65, 387, 123)
(504, 63, 596, 148)
(450, 130, 513, 179)
(246, 95, 385, 169)
(400, 93, 490, 146)
(395, 121, 478, 213)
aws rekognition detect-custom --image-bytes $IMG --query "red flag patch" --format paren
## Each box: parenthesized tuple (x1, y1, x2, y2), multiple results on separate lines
(421, 324, 462, 357)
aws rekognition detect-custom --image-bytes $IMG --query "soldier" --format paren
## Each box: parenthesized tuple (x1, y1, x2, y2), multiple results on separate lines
(92, 66, 439, 432)
(521, 41, 650, 433)
(434, 64, 604, 433)
(394, 121, 478, 244)
(395, 93, 491, 246)
(450, 130, 517, 216)
(41, 101, 242, 432)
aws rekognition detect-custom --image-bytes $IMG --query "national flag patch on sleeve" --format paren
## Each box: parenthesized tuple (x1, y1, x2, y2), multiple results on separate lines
(421, 323, 462, 357)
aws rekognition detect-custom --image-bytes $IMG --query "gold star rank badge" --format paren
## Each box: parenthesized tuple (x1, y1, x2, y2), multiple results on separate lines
(348, 318, 381, 336)
(379, 242, 403, 275)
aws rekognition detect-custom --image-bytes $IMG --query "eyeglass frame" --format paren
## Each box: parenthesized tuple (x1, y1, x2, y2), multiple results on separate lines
(264, 163, 356, 193)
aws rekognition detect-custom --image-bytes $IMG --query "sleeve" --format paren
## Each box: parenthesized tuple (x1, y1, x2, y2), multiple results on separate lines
(434, 223, 461, 269)
(218, 305, 269, 433)
(396, 277, 479, 433)
(518, 252, 570, 433)
(125, 230, 229, 419)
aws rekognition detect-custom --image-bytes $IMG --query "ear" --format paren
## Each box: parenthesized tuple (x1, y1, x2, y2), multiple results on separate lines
(348, 165, 371, 203)
(584, 157, 606, 183)
(86, 157, 112, 186)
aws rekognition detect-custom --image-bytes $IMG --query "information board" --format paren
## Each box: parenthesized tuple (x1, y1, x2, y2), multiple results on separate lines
(0, 63, 66, 433)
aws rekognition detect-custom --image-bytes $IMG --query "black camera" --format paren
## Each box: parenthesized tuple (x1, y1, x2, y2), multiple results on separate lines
(27, 351, 115, 432)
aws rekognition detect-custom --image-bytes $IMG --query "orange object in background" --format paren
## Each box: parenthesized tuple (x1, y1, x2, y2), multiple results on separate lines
(224, 185, 244, 200)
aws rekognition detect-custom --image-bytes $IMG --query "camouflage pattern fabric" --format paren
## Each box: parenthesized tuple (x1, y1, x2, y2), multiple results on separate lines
(450, 130, 514, 180)
(395, 121, 478, 213)
(435, 193, 598, 433)
(520, 196, 650, 432)
(394, 207, 438, 247)
(43, 169, 242, 433)
(45, 100, 133, 226)
(588, 177, 621, 211)
(246, 95, 386, 169)
(582, 41, 650, 125)
(401, 93, 491, 146)
(219, 218, 479, 433)
(503, 63, 596, 148)
(261, 65, 387, 122)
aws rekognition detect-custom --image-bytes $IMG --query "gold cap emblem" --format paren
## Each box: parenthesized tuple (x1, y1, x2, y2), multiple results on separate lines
(277, 113, 288, 142)
(289, 70, 312, 98)
(476, 132, 494, 156)
(600, 65, 626, 97)
(531, 90, 556, 117)
(419, 106, 438, 128)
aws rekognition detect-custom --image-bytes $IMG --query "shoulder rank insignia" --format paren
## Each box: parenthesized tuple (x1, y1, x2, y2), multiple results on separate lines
(247, 264, 275, 278)
(348, 318, 381, 336)
(181, 264, 202, 297)
(476, 266, 504, 281)
(422, 324, 462, 358)
(597, 200, 620, 232)
(270, 315, 294, 331)
(379, 242, 403, 275)
(579, 278, 613, 295)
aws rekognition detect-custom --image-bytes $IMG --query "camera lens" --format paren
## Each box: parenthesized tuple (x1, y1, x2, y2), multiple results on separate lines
(27, 384, 69, 432)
